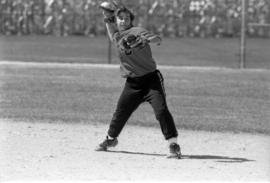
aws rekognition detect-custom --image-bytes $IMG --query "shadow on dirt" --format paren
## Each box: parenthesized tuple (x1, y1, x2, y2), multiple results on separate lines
(182, 155, 255, 163)
(107, 150, 254, 163)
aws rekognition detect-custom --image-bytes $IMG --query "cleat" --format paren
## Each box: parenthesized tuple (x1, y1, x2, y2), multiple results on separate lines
(95, 136, 118, 151)
(167, 143, 181, 159)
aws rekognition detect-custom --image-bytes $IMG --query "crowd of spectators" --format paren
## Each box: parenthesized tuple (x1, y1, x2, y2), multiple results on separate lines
(0, 0, 269, 38)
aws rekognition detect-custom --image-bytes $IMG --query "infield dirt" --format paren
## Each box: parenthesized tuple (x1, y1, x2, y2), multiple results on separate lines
(0, 119, 269, 181)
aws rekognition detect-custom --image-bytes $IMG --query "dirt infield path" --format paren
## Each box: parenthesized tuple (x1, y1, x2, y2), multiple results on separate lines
(0, 120, 269, 181)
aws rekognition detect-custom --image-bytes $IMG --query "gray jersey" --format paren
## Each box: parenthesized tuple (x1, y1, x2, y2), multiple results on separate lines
(113, 27, 157, 78)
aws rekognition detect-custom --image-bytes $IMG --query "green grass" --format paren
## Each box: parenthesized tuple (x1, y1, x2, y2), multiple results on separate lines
(1, 35, 270, 69)
(0, 63, 269, 134)
(0, 35, 269, 134)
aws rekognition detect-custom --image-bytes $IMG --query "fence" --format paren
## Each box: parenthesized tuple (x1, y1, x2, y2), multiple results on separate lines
(0, 0, 269, 38)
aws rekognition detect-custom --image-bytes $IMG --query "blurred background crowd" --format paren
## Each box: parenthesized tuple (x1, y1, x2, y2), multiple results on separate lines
(0, 0, 269, 38)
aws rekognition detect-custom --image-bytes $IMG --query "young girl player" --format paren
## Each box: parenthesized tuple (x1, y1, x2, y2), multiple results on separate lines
(95, 5, 181, 159)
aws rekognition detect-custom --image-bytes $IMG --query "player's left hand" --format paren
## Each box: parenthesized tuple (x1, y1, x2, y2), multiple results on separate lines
(127, 35, 149, 49)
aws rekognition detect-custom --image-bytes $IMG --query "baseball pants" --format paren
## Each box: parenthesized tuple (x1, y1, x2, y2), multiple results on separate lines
(107, 70, 178, 140)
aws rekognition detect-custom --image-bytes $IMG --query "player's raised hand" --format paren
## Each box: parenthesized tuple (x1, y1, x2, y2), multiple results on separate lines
(99, 1, 117, 23)
(99, 1, 117, 13)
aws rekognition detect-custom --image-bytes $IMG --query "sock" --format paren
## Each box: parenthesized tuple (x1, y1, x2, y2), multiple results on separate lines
(107, 135, 115, 140)
(167, 137, 178, 146)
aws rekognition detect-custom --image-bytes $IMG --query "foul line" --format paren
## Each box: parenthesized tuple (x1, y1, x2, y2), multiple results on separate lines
(0, 60, 268, 72)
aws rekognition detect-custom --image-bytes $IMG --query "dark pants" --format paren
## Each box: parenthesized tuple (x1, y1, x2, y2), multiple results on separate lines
(107, 70, 178, 140)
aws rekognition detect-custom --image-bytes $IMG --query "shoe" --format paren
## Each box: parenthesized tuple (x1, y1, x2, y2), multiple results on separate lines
(167, 143, 181, 159)
(95, 136, 118, 151)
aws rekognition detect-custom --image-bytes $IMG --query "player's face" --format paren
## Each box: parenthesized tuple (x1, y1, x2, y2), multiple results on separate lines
(116, 12, 131, 31)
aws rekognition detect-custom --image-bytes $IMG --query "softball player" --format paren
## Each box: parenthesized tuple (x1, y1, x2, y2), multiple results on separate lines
(95, 4, 181, 159)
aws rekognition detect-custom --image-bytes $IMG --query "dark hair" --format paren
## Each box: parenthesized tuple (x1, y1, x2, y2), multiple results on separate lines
(115, 7, 135, 23)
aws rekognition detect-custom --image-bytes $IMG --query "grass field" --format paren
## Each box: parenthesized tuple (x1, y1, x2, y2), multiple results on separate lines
(0, 62, 269, 134)
(1, 35, 270, 69)
(1, 36, 270, 181)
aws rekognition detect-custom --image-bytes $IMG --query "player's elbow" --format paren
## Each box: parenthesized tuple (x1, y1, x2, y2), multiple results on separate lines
(150, 35, 162, 45)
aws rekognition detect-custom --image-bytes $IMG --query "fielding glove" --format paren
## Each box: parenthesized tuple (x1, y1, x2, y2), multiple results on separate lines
(126, 35, 149, 49)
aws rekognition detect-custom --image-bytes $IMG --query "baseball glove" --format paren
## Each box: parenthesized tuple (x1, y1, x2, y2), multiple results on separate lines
(119, 35, 149, 54)
(126, 35, 149, 49)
